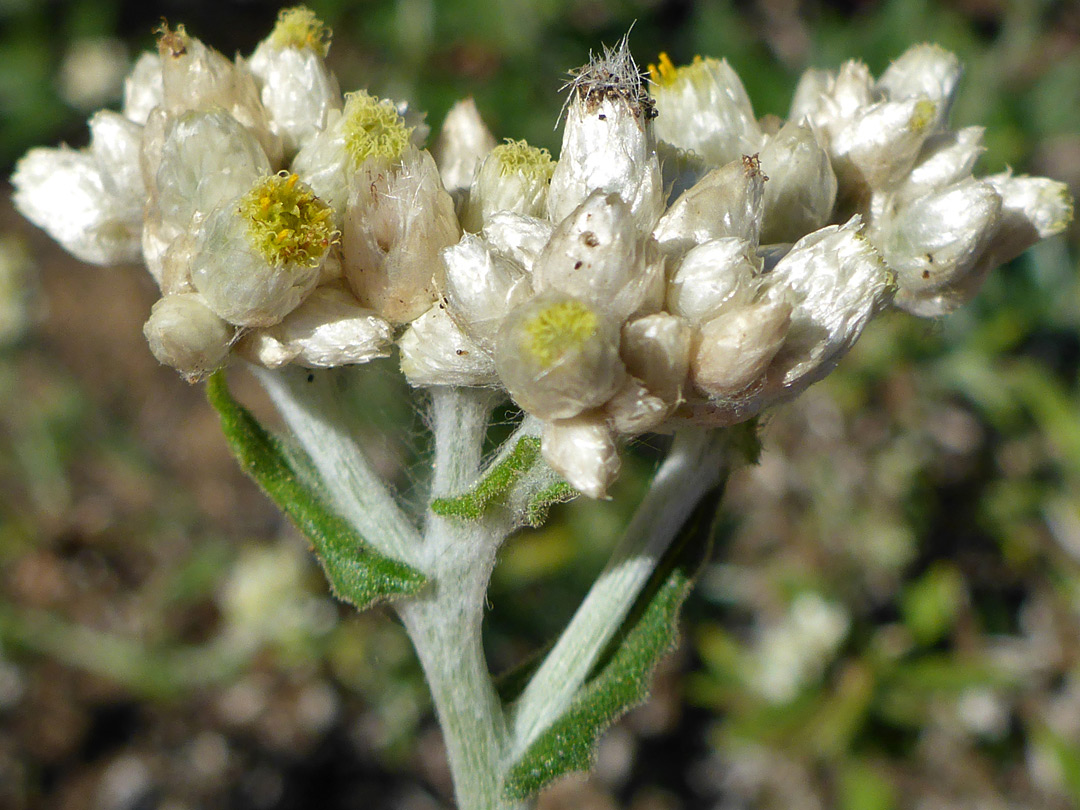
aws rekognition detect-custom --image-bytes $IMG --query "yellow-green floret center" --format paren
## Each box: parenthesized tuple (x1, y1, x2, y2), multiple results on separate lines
(523, 299, 599, 368)
(909, 99, 937, 133)
(492, 139, 555, 181)
(240, 172, 336, 268)
(268, 6, 331, 55)
(343, 91, 414, 167)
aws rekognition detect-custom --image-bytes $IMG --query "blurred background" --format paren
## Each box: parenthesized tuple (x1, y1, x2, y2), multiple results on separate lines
(2, 0, 1080, 808)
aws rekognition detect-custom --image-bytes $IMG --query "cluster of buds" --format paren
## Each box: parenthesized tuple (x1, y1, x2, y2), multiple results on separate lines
(13, 10, 1071, 498)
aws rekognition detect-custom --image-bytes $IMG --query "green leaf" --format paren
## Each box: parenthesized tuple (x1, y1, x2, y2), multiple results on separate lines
(502, 485, 723, 801)
(431, 435, 541, 519)
(524, 480, 578, 527)
(206, 371, 427, 610)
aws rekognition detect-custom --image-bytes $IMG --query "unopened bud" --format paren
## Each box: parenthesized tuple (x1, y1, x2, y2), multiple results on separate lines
(143, 293, 233, 381)
(691, 299, 791, 398)
(759, 121, 837, 244)
(649, 53, 762, 167)
(462, 139, 555, 232)
(541, 415, 620, 499)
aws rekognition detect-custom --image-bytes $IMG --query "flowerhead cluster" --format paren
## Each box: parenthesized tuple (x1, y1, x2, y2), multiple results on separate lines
(13, 12, 1071, 497)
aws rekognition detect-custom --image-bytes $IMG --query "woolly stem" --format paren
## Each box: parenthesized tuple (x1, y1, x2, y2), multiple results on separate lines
(508, 427, 729, 756)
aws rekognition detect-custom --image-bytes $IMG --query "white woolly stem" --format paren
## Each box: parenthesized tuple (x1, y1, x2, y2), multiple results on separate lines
(254, 365, 423, 567)
(396, 387, 524, 810)
(508, 427, 729, 757)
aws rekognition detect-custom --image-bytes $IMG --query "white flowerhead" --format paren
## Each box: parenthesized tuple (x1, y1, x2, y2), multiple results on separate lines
(461, 139, 555, 232)
(434, 97, 497, 195)
(541, 416, 620, 499)
(12, 111, 145, 266)
(238, 285, 392, 369)
(495, 293, 625, 420)
(547, 35, 664, 232)
(441, 233, 531, 350)
(191, 171, 335, 326)
(648, 53, 762, 167)
(339, 91, 460, 323)
(249, 6, 342, 158)
(399, 304, 498, 388)
(143, 292, 234, 381)
(533, 190, 663, 321)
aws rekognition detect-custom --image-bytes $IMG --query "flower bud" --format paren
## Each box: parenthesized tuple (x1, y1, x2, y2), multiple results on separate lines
(155, 22, 282, 166)
(608, 312, 691, 432)
(399, 304, 498, 387)
(666, 238, 758, 324)
(534, 191, 662, 321)
(983, 172, 1074, 261)
(12, 111, 145, 266)
(143, 292, 233, 381)
(649, 53, 762, 167)
(191, 172, 333, 326)
(122, 51, 163, 125)
(691, 299, 791, 398)
(878, 178, 1002, 313)
(652, 155, 765, 257)
(481, 212, 553, 273)
(620, 313, 692, 405)
(758, 121, 838, 243)
(896, 126, 984, 201)
(461, 139, 555, 232)
(238, 285, 392, 368)
(761, 216, 892, 392)
(877, 43, 962, 122)
(895, 173, 1074, 317)
(541, 415, 620, 499)
(342, 147, 460, 323)
(548, 37, 663, 231)
(495, 293, 624, 420)
(829, 96, 940, 193)
(441, 233, 531, 349)
(605, 377, 671, 435)
(434, 98, 497, 195)
(790, 61, 873, 131)
(249, 6, 342, 158)
(154, 109, 271, 232)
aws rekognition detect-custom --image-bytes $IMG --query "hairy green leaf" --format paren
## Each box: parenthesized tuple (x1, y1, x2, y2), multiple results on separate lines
(524, 481, 578, 528)
(206, 371, 427, 609)
(431, 435, 541, 519)
(502, 486, 723, 800)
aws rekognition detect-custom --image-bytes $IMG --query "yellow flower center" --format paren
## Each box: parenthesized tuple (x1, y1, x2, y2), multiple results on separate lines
(523, 299, 599, 368)
(492, 139, 555, 181)
(240, 172, 336, 267)
(343, 91, 414, 167)
(268, 6, 331, 55)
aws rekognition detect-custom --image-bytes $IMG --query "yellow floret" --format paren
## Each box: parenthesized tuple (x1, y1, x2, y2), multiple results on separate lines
(909, 99, 937, 133)
(523, 299, 599, 368)
(647, 52, 678, 86)
(240, 172, 336, 267)
(343, 91, 414, 167)
(491, 139, 555, 181)
(268, 6, 331, 56)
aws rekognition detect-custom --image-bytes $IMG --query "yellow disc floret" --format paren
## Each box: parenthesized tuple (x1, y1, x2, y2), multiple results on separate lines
(240, 172, 336, 268)
(523, 299, 599, 369)
(268, 6, 331, 55)
(492, 139, 555, 182)
(343, 91, 414, 167)
(647, 52, 678, 86)
(909, 99, 937, 133)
